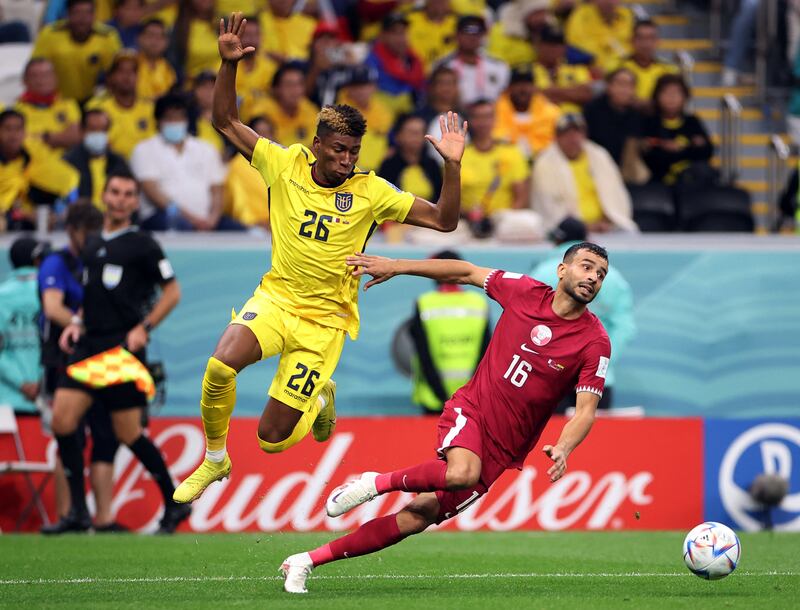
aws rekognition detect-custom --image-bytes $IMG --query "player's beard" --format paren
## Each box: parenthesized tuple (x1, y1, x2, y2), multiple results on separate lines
(564, 279, 596, 305)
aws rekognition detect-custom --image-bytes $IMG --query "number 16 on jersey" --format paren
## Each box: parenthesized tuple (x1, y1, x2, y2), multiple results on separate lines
(503, 354, 532, 388)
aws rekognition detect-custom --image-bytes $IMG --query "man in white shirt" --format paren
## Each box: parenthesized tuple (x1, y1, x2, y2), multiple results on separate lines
(131, 94, 241, 231)
(436, 16, 510, 107)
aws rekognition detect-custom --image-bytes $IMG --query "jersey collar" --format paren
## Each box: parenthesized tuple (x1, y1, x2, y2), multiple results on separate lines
(102, 225, 138, 241)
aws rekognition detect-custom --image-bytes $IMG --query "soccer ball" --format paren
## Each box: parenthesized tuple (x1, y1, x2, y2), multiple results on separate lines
(683, 521, 741, 580)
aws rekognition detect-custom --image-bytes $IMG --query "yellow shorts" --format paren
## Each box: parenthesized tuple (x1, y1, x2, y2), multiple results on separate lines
(231, 291, 346, 413)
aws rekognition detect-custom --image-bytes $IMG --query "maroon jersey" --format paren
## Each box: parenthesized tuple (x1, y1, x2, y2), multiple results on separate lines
(451, 270, 611, 468)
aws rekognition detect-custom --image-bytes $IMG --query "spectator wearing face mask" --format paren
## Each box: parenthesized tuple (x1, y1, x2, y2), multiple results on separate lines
(85, 51, 156, 159)
(131, 93, 241, 231)
(64, 109, 131, 211)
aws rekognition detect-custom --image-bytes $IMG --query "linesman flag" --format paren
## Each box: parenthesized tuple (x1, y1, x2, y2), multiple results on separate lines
(67, 346, 156, 400)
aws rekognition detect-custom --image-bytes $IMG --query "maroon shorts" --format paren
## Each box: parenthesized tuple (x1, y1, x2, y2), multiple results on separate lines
(433, 401, 510, 524)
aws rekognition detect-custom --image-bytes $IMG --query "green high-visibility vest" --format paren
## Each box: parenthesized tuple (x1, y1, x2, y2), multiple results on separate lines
(412, 290, 489, 412)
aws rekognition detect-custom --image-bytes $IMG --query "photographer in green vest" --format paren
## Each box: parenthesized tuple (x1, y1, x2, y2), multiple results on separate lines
(410, 249, 492, 414)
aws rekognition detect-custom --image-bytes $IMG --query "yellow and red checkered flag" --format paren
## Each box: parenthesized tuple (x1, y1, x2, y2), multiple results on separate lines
(67, 346, 155, 401)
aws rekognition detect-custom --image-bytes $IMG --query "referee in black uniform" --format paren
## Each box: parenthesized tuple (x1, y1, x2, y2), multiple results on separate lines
(50, 171, 189, 533)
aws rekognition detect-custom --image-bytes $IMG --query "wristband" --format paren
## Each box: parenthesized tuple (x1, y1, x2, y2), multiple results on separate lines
(70, 314, 83, 327)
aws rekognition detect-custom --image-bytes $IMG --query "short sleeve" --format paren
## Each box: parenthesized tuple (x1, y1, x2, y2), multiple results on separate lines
(575, 337, 612, 398)
(507, 147, 530, 183)
(130, 139, 159, 181)
(140, 236, 175, 285)
(485, 270, 538, 308)
(369, 175, 415, 224)
(250, 137, 293, 187)
(38, 255, 67, 293)
(202, 141, 226, 185)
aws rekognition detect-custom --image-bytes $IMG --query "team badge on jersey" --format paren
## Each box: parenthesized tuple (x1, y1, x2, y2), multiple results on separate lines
(530, 324, 552, 346)
(242, 312, 257, 321)
(102, 264, 123, 289)
(335, 192, 353, 212)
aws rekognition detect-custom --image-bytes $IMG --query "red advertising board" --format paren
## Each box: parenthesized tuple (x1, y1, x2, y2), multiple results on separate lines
(1, 416, 703, 532)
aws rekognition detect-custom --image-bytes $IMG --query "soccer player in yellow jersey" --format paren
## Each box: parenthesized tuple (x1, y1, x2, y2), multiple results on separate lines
(173, 13, 467, 503)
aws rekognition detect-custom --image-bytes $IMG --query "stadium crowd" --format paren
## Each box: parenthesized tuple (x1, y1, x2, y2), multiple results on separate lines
(0, 0, 756, 238)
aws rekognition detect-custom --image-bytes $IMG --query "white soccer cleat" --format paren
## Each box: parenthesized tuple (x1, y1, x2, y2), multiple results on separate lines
(325, 471, 379, 517)
(280, 552, 313, 594)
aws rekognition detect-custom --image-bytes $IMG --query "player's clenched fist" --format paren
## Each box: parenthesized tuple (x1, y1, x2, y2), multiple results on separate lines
(218, 12, 255, 62)
(543, 444, 568, 482)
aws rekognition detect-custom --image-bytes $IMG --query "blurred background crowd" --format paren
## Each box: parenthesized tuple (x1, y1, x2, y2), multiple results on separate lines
(0, 0, 799, 240)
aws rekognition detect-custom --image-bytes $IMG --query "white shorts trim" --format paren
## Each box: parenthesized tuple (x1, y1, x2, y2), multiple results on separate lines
(438, 407, 468, 453)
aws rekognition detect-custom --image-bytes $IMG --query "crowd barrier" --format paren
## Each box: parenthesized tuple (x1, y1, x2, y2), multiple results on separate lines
(3, 416, 798, 533)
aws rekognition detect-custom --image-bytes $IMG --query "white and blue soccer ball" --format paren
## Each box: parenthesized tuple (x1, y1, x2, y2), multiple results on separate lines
(683, 521, 741, 580)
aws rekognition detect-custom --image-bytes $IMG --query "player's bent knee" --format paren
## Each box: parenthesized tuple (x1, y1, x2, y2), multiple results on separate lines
(205, 356, 237, 386)
(445, 463, 480, 489)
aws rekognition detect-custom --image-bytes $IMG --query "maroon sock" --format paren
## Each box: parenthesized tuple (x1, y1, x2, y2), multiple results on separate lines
(374, 458, 447, 494)
(308, 514, 406, 567)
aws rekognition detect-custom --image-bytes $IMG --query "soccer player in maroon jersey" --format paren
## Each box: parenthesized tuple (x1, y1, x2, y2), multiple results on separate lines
(281, 242, 611, 593)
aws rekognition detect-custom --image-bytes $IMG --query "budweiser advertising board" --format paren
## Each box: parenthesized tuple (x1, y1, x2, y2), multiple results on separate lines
(3, 416, 703, 532)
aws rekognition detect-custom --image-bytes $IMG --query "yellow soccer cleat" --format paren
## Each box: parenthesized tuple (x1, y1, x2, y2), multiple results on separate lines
(311, 379, 337, 442)
(173, 454, 232, 504)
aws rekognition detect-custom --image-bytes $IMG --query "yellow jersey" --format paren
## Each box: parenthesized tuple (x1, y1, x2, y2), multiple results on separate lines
(85, 95, 156, 159)
(186, 19, 221, 78)
(487, 22, 536, 67)
(241, 96, 319, 147)
(407, 11, 457, 70)
(224, 153, 270, 226)
(565, 3, 634, 73)
(15, 97, 81, 154)
(461, 142, 529, 216)
(569, 153, 604, 224)
(619, 57, 680, 102)
(0, 141, 78, 213)
(137, 56, 177, 101)
(250, 138, 415, 338)
(532, 63, 592, 114)
(31, 21, 122, 102)
(237, 54, 279, 108)
(493, 92, 560, 159)
(258, 11, 317, 61)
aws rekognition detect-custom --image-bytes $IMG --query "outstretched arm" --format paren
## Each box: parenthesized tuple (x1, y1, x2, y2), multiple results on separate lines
(346, 253, 492, 291)
(542, 391, 599, 482)
(213, 12, 259, 160)
(402, 112, 467, 232)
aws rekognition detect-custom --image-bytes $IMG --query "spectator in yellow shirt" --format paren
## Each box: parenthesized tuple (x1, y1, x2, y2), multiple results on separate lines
(336, 65, 394, 171)
(0, 110, 78, 231)
(259, 0, 317, 62)
(172, 0, 220, 78)
(494, 65, 561, 160)
(241, 63, 320, 147)
(533, 25, 593, 114)
(618, 20, 680, 109)
(137, 19, 177, 101)
(378, 114, 443, 202)
(461, 99, 530, 219)
(565, 0, 634, 73)
(224, 116, 273, 230)
(487, 0, 552, 67)
(191, 71, 225, 155)
(32, 0, 122, 103)
(407, 0, 458, 71)
(15, 59, 82, 155)
(86, 52, 156, 158)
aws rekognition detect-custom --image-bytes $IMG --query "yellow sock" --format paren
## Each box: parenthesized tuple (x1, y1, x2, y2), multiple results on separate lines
(257, 398, 321, 454)
(201, 357, 237, 453)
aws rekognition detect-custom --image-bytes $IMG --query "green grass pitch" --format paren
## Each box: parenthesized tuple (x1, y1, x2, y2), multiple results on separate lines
(1, 532, 798, 609)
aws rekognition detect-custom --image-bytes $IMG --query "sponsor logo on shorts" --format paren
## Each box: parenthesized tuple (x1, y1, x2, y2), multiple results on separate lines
(335, 192, 353, 212)
(283, 388, 307, 402)
(242, 312, 257, 321)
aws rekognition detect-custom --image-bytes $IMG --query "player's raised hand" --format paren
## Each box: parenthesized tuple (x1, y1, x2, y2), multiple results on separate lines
(346, 253, 398, 291)
(543, 444, 568, 482)
(218, 12, 255, 63)
(425, 111, 468, 164)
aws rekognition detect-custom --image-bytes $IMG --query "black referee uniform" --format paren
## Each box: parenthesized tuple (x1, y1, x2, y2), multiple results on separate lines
(55, 226, 188, 531)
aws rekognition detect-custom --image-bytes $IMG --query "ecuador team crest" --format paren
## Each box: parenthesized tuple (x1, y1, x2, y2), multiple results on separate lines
(335, 192, 353, 212)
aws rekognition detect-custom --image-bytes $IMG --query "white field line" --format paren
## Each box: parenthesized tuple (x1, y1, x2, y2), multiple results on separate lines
(0, 572, 796, 586)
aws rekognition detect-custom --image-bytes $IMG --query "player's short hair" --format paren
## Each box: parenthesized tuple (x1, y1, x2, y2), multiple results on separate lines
(317, 104, 367, 139)
(65, 202, 103, 231)
(563, 242, 609, 264)
(104, 169, 139, 193)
